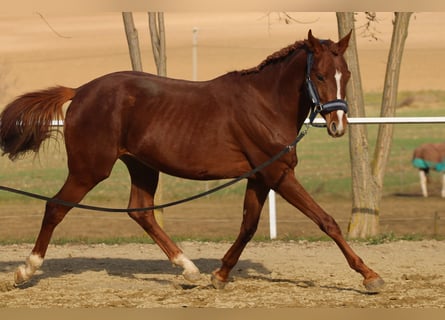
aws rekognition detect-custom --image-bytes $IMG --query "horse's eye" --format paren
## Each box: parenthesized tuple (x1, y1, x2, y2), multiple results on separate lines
(316, 74, 325, 81)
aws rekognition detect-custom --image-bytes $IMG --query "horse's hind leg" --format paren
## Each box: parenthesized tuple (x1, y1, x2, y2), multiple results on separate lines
(121, 155, 201, 282)
(419, 170, 428, 197)
(211, 179, 269, 289)
(276, 171, 385, 292)
(14, 173, 103, 285)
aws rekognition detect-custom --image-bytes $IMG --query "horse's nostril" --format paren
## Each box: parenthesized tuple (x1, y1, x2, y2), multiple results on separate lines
(330, 122, 337, 133)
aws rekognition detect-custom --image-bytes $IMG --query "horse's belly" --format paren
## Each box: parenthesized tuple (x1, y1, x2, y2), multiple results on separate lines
(132, 146, 250, 180)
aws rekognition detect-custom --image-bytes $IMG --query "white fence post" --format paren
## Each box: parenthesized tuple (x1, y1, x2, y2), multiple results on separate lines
(268, 190, 277, 239)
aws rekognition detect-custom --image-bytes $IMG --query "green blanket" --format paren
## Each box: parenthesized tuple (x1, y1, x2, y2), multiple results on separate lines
(413, 158, 445, 172)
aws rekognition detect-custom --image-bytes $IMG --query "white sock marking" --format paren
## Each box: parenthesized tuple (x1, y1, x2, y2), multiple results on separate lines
(172, 253, 200, 281)
(15, 254, 43, 284)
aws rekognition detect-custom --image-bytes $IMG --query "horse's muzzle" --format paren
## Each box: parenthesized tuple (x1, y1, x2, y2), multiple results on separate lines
(325, 110, 348, 137)
(320, 99, 348, 137)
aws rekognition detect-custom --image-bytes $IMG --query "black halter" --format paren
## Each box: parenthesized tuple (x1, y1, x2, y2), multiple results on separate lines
(305, 50, 349, 125)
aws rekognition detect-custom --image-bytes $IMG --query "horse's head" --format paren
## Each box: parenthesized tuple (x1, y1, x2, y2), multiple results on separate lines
(304, 30, 352, 137)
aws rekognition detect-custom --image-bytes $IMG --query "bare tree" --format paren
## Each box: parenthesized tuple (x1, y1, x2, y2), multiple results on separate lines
(148, 12, 167, 76)
(337, 12, 413, 238)
(122, 12, 143, 72)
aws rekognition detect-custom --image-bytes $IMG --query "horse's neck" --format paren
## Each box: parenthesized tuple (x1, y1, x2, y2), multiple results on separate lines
(249, 49, 309, 120)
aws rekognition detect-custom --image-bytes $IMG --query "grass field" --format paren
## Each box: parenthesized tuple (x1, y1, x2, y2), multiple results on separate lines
(1, 90, 444, 204)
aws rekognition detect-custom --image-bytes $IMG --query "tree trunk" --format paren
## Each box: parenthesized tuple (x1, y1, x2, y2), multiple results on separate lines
(148, 12, 167, 76)
(372, 12, 413, 187)
(337, 12, 412, 238)
(337, 12, 380, 238)
(122, 12, 143, 72)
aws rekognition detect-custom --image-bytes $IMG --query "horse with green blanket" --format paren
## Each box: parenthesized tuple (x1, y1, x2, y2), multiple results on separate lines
(412, 142, 445, 197)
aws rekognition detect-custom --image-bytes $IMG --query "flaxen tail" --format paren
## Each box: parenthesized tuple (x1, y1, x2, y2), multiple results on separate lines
(0, 86, 76, 160)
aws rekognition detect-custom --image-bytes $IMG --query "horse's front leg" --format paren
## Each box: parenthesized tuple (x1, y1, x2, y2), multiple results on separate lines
(276, 171, 385, 292)
(419, 170, 428, 197)
(211, 178, 269, 289)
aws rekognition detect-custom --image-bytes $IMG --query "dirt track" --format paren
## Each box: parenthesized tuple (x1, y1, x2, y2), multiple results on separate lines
(0, 240, 444, 308)
(1, 193, 445, 308)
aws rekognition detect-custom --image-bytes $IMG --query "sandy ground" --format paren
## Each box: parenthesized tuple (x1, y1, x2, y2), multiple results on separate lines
(1, 12, 445, 308)
(0, 240, 444, 308)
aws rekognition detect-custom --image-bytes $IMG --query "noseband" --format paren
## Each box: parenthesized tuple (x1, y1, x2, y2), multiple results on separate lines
(305, 50, 349, 125)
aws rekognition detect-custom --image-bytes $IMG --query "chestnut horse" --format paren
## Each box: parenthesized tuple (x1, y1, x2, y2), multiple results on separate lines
(412, 142, 445, 197)
(0, 30, 384, 292)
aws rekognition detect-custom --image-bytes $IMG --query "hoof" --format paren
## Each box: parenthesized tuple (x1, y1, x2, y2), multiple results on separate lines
(13, 265, 29, 286)
(183, 269, 201, 283)
(363, 277, 385, 293)
(211, 271, 228, 289)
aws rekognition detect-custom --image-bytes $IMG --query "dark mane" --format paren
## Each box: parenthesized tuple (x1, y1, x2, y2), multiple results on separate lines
(240, 40, 305, 75)
(238, 39, 339, 75)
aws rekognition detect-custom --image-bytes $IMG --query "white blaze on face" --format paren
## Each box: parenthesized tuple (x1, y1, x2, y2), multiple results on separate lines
(334, 69, 345, 132)
(335, 70, 342, 99)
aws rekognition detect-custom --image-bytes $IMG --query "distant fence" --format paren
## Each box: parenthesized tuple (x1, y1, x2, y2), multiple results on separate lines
(270, 116, 445, 239)
(307, 116, 445, 125)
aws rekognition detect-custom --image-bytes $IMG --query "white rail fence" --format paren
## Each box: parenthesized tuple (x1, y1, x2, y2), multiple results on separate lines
(269, 116, 445, 239)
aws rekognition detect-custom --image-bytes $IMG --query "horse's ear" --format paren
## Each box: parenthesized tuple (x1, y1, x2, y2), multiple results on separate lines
(306, 29, 323, 54)
(337, 30, 352, 54)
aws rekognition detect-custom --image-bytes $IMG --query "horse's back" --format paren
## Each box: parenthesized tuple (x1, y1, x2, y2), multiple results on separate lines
(66, 71, 209, 130)
(63, 71, 250, 179)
